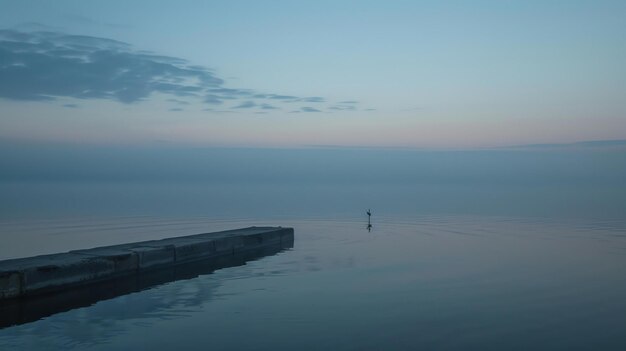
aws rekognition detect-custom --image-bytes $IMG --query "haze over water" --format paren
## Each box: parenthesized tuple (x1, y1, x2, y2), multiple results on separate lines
(1, 144, 626, 350)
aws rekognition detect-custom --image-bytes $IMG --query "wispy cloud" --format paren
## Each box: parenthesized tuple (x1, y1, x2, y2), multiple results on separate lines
(260, 103, 279, 110)
(233, 101, 256, 109)
(301, 107, 322, 113)
(329, 105, 355, 111)
(203, 95, 223, 104)
(262, 94, 299, 100)
(0, 29, 359, 114)
(301, 96, 325, 103)
(0, 29, 221, 103)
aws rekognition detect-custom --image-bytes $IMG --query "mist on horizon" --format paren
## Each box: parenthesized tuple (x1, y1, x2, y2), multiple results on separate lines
(1, 143, 624, 221)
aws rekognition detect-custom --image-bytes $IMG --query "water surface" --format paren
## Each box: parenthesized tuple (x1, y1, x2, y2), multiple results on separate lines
(1, 146, 625, 350)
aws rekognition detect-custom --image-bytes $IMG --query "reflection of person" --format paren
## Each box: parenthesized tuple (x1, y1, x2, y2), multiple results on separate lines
(367, 223, 372, 232)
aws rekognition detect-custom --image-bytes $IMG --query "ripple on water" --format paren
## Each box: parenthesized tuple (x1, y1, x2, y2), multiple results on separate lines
(1, 214, 626, 350)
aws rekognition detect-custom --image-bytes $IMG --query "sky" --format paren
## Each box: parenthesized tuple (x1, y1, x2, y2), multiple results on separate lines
(1, 0, 625, 148)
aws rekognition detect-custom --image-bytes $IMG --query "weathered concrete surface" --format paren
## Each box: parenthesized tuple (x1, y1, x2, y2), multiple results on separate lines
(0, 272, 21, 299)
(0, 226, 293, 300)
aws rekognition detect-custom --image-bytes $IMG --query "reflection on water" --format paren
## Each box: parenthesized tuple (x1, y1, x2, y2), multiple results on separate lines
(1, 215, 626, 350)
(0, 242, 293, 330)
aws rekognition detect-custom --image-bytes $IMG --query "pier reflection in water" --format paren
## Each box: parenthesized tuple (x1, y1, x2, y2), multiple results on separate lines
(0, 240, 293, 330)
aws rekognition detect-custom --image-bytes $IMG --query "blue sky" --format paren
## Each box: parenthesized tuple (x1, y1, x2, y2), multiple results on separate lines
(1, 0, 625, 148)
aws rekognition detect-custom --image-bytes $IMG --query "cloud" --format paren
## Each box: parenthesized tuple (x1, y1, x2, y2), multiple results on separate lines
(0, 29, 222, 103)
(301, 96, 325, 103)
(233, 101, 256, 109)
(202, 108, 236, 114)
(0, 29, 359, 114)
(301, 107, 321, 113)
(63, 103, 78, 108)
(207, 88, 252, 97)
(260, 103, 278, 110)
(259, 94, 299, 101)
(329, 105, 356, 111)
(203, 94, 223, 104)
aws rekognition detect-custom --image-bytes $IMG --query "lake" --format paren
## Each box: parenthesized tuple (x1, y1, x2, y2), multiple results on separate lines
(1, 145, 625, 350)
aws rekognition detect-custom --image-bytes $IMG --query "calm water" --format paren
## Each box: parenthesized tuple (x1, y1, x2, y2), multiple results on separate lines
(1, 146, 625, 350)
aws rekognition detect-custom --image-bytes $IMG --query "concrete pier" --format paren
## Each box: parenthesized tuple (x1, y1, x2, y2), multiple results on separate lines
(0, 226, 294, 301)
